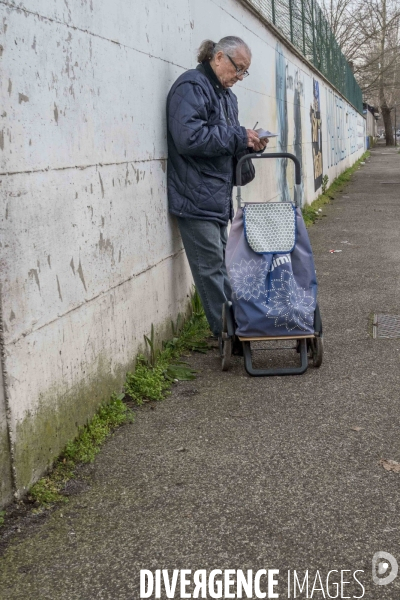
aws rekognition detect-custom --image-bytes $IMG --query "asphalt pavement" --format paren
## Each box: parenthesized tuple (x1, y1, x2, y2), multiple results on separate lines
(0, 145, 400, 600)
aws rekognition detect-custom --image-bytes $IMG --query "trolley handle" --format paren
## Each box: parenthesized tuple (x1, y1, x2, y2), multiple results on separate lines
(236, 152, 301, 208)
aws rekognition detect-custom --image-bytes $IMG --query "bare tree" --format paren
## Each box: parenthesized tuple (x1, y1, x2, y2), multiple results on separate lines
(319, 0, 400, 144)
(359, 0, 400, 143)
(319, 0, 366, 63)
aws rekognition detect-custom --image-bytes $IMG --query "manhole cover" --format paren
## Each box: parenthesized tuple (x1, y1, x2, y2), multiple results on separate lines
(373, 314, 400, 338)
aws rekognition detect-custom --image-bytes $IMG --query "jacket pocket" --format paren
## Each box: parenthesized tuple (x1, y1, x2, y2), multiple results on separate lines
(191, 170, 231, 215)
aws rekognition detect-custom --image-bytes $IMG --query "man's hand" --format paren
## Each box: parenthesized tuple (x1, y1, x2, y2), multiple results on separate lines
(246, 129, 260, 148)
(253, 137, 269, 152)
(246, 129, 269, 152)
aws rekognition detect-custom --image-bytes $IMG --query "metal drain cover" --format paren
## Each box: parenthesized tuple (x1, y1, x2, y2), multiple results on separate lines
(373, 314, 400, 338)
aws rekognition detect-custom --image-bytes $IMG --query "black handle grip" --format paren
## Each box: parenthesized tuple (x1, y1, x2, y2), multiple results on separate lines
(236, 152, 301, 187)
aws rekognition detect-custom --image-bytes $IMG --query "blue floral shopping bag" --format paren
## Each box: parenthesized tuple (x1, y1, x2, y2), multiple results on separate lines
(226, 206, 317, 338)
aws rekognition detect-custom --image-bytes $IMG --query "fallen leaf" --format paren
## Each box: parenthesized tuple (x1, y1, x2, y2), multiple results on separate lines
(351, 426, 363, 431)
(380, 459, 400, 473)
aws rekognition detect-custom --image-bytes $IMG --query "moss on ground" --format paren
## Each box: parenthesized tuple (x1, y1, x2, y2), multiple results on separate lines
(29, 394, 134, 505)
(302, 151, 370, 227)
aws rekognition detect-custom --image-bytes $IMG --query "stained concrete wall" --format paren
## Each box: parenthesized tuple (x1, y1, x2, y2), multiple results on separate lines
(0, 0, 365, 504)
(0, 342, 13, 507)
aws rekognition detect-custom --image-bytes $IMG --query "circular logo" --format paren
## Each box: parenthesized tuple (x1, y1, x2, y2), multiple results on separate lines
(372, 552, 398, 586)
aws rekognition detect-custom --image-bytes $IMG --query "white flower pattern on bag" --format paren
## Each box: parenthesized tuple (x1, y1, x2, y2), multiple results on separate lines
(263, 269, 315, 331)
(229, 259, 267, 301)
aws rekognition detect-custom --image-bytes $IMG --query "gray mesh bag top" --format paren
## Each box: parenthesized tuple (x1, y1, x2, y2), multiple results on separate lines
(243, 202, 296, 254)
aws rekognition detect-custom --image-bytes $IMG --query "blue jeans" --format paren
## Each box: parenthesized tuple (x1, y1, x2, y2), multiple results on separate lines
(177, 217, 232, 336)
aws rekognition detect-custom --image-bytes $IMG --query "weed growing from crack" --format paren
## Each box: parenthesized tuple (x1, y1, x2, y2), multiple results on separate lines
(125, 288, 209, 404)
(29, 395, 134, 506)
(63, 399, 133, 463)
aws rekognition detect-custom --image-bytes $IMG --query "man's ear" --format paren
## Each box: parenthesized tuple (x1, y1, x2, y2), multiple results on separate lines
(214, 50, 224, 66)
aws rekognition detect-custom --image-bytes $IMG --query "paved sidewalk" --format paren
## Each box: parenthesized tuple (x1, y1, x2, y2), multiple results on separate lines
(1, 146, 400, 599)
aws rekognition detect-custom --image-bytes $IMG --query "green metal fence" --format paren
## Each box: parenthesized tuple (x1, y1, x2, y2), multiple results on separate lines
(244, 0, 363, 113)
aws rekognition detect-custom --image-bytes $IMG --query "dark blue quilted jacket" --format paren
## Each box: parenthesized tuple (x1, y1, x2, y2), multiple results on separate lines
(167, 65, 248, 224)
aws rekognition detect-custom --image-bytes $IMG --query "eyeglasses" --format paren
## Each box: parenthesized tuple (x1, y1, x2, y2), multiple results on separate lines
(226, 54, 250, 78)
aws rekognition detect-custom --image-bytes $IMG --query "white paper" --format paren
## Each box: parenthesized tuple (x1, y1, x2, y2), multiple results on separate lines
(255, 128, 279, 139)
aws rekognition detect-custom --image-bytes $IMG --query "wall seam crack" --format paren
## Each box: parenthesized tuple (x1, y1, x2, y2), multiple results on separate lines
(0, 1, 187, 71)
(0, 157, 168, 178)
(5, 249, 185, 347)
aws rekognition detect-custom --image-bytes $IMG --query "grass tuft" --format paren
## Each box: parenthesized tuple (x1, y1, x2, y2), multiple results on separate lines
(125, 289, 209, 405)
(302, 151, 370, 227)
(125, 357, 171, 404)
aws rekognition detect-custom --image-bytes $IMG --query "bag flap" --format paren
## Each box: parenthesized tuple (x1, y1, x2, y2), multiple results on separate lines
(243, 202, 296, 254)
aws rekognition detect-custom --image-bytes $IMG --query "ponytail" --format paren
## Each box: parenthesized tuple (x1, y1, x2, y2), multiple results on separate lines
(197, 39, 215, 63)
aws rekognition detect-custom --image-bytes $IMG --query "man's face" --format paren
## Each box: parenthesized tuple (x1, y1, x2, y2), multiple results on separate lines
(213, 48, 251, 88)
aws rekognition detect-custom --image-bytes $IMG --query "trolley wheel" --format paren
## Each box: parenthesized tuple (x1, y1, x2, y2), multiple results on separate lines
(221, 303, 233, 371)
(221, 337, 232, 371)
(309, 336, 324, 367)
(314, 302, 323, 335)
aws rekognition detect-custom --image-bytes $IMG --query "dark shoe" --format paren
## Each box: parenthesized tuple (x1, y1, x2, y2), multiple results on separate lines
(232, 336, 244, 356)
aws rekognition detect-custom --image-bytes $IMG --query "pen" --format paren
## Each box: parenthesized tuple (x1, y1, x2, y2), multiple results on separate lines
(253, 121, 258, 129)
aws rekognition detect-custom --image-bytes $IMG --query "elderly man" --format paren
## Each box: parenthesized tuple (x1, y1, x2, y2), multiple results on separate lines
(167, 36, 267, 337)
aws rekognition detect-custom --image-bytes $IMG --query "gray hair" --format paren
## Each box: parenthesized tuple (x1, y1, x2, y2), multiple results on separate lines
(197, 36, 251, 63)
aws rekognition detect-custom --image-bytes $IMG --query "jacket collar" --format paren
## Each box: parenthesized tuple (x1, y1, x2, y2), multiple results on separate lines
(196, 61, 227, 97)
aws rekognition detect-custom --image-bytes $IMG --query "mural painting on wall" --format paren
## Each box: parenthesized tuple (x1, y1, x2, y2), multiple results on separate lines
(326, 89, 363, 167)
(275, 46, 304, 206)
(293, 68, 304, 207)
(310, 79, 323, 191)
(348, 108, 358, 154)
(275, 45, 290, 203)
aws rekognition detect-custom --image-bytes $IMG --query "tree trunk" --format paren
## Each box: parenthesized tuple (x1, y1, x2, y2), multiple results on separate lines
(378, 0, 394, 146)
(381, 102, 394, 145)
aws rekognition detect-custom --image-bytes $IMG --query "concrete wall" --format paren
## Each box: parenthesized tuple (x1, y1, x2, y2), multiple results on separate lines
(0, 0, 365, 504)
